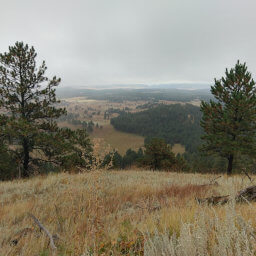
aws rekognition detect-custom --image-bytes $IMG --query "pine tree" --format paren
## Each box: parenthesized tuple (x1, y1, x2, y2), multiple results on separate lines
(200, 61, 256, 175)
(0, 42, 92, 177)
(144, 138, 176, 170)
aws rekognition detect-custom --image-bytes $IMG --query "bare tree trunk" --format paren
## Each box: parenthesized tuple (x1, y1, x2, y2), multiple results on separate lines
(18, 163, 21, 179)
(22, 138, 30, 177)
(227, 154, 233, 175)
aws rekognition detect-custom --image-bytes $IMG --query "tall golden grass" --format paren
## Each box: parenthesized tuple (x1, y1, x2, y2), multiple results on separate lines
(0, 170, 256, 255)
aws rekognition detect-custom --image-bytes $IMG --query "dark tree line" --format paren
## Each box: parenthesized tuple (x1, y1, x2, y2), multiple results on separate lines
(111, 104, 203, 153)
(101, 148, 144, 169)
(58, 113, 96, 132)
(101, 138, 188, 172)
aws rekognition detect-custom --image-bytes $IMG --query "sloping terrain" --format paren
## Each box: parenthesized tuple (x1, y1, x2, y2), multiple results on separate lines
(1, 171, 256, 255)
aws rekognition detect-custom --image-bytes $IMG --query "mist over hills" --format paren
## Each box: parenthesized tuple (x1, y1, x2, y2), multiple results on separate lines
(59, 83, 211, 90)
(56, 83, 212, 102)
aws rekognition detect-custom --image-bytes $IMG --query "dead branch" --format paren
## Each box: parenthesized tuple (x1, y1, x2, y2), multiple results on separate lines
(236, 185, 256, 202)
(28, 213, 57, 251)
(197, 185, 256, 205)
(196, 195, 230, 205)
(242, 168, 254, 184)
(209, 175, 222, 185)
(199, 176, 222, 188)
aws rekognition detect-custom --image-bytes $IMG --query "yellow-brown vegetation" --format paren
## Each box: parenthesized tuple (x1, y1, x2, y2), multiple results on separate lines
(1, 171, 256, 255)
(171, 143, 185, 155)
(91, 125, 145, 155)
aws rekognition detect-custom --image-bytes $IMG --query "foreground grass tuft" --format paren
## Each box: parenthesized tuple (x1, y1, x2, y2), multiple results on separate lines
(0, 170, 256, 255)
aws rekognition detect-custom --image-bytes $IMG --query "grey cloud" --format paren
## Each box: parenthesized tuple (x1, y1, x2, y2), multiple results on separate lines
(1, 0, 256, 86)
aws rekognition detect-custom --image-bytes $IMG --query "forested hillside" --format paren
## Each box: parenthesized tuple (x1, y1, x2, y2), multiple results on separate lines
(111, 104, 202, 152)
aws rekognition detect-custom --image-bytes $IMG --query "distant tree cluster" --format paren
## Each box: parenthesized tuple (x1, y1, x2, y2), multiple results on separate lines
(142, 138, 187, 171)
(103, 108, 127, 120)
(101, 148, 144, 169)
(58, 113, 96, 132)
(101, 138, 188, 172)
(136, 102, 159, 110)
(111, 104, 202, 153)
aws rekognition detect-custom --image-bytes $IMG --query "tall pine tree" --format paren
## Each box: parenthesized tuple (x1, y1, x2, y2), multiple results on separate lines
(200, 61, 256, 175)
(0, 42, 92, 178)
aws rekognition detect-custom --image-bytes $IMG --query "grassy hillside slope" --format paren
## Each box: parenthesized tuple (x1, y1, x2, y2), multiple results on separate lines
(1, 171, 256, 255)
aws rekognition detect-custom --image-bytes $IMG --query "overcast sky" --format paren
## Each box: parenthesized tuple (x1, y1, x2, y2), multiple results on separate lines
(1, 0, 256, 87)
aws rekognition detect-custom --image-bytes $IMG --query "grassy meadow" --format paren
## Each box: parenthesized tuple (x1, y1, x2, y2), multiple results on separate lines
(91, 124, 145, 155)
(1, 170, 256, 255)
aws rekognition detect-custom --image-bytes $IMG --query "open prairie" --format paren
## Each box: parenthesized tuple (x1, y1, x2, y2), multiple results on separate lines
(1, 170, 256, 255)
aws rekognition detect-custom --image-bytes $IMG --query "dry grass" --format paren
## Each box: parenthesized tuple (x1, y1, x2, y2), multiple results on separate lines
(172, 144, 185, 155)
(1, 171, 256, 255)
(91, 124, 145, 155)
(57, 121, 83, 130)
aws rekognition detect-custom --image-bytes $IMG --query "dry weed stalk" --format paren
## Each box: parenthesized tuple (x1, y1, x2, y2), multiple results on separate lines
(90, 138, 114, 170)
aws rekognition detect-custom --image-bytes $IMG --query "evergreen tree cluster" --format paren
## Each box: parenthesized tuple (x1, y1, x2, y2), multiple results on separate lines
(101, 148, 144, 169)
(111, 104, 202, 153)
(58, 113, 96, 132)
(101, 138, 188, 172)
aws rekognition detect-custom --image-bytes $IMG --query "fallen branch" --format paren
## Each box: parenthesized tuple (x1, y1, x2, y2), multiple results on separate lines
(196, 185, 256, 205)
(196, 195, 230, 205)
(236, 185, 256, 202)
(199, 176, 222, 188)
(28, 213, 57, 251)
(209, 175, 222, 185)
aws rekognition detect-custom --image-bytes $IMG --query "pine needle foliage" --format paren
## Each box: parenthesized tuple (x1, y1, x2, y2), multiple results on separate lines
(0, 42, 92, 178)
(200, 61, 256, 175)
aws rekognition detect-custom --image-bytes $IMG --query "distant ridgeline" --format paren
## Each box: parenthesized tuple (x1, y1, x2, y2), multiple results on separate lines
(57, 88, 212, 103)
(110, 104, 203, 153)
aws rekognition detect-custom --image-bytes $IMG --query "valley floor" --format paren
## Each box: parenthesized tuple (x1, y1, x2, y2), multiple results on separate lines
(1, 171, 256, 255)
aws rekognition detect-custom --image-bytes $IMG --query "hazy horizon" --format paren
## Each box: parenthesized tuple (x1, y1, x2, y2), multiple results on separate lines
(58, 82, 211, 90)
(1, 0, 256, 87)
